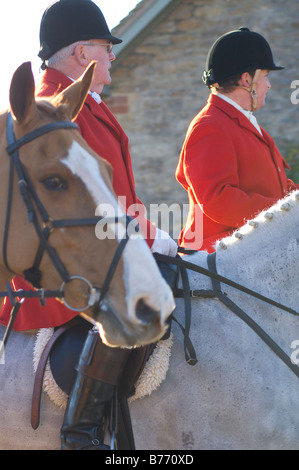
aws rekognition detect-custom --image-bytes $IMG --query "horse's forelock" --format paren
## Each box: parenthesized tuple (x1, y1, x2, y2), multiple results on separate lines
(36, 98, 69, 122)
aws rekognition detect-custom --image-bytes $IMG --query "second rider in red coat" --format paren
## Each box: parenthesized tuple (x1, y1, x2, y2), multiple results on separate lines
(176, 27, 298, 253)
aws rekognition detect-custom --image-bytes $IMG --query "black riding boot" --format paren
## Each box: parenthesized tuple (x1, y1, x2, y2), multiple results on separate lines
(60, 328, 131, 450)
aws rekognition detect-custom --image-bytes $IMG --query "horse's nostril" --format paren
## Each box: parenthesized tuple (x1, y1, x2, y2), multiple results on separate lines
(135, 299, 159, 325)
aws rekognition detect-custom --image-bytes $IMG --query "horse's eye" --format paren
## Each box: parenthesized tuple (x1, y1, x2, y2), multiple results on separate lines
(42, 176, 68, 191)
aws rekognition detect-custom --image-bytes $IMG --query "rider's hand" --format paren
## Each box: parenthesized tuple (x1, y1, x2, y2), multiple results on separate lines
(151, 228, 178, 257)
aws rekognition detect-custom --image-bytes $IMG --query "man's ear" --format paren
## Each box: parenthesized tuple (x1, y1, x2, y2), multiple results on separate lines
(73, 44, 90, 68)
(240, 72, 252, 88)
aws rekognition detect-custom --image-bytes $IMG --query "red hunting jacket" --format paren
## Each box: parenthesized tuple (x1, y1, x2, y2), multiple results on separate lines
(176, 94, 297, 252)
(0, 69, 155, 331)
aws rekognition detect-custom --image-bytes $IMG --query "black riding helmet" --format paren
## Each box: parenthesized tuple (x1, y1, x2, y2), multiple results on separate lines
(202, 27, 283, 87)
(38, 0, 122, 62)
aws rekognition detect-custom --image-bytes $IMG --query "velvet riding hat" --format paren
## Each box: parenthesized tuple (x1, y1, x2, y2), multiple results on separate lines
(38, 0, 122, 61)
(202, 27, 283, 86)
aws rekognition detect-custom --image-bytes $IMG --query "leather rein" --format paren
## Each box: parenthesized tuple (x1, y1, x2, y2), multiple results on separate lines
(154, 250, 299, 379)
(1, 113, 134, 348)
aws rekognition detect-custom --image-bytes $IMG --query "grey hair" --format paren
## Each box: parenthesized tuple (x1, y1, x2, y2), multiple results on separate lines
(47, 40, 94, 69)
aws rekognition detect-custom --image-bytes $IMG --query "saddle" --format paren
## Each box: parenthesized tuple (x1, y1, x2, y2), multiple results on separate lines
(31, 260, 179, 448)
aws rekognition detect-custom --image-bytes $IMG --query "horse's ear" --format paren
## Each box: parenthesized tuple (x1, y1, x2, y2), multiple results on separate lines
(54, 61, 96, 121)
(9, 62, 36, 124)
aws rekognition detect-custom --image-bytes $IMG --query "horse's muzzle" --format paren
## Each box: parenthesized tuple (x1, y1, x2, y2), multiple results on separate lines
(86, 294, 168, 348)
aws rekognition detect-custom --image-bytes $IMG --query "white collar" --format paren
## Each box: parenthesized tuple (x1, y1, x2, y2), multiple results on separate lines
(214, 92, 262, 135)
(89, 90, 102, 104)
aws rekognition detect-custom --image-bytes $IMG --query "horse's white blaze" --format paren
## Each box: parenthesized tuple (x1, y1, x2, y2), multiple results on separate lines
(62, 142, 174, 324)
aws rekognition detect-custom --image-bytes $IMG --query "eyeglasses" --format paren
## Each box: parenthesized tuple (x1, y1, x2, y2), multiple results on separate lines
(80, 42, 113, 53)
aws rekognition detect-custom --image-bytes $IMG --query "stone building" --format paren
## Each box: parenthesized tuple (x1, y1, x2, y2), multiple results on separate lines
(104, 0, 299, 238)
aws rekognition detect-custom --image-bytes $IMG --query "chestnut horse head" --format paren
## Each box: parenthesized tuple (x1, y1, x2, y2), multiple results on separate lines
(0, 62, 174, 347)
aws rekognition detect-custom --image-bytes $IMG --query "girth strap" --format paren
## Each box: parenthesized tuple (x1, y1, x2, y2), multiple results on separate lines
(156, 252, 299, 318)
(154, 252, 299, 378)
(207, 252, 299, 379)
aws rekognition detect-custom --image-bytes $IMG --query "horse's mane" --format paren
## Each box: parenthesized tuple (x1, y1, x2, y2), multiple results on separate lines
(215, 190, 299, 252)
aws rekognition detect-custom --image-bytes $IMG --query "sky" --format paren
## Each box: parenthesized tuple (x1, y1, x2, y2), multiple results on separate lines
(0, 0, 140, 108)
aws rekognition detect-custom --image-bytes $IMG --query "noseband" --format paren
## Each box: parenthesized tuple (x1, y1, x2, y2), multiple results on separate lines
(3, 112, 133, 312)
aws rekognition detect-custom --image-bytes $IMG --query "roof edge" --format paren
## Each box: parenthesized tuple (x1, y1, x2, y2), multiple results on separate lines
(111, 0, 183, 70)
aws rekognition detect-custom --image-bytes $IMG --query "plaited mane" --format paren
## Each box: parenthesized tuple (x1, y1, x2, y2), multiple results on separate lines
(215, 190, 299, 252)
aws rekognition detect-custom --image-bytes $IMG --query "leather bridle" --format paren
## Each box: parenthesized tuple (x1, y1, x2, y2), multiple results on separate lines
(2, 112, 133, 319)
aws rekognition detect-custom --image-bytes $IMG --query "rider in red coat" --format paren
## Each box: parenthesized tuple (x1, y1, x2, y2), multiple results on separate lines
(1, 0, 178, 451)
(36, 68, 149, 220)
(0, 9, 177, 333)
(176, 27, 298, 252)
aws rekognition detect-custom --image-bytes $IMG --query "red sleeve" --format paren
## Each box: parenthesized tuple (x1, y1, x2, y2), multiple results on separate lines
(287, 178, 299, 193)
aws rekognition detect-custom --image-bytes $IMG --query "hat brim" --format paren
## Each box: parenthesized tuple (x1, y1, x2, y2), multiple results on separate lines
(84, 32, 122, 44)
(98, 33, 122, 45)
(270, 65, 284, 70)
(110, 36, 122, 45)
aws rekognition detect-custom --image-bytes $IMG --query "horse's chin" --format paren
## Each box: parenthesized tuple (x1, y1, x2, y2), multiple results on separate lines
(84, 303, 167, 348)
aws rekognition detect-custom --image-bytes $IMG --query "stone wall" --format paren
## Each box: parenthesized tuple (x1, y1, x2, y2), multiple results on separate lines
(107, 0, 299, 237)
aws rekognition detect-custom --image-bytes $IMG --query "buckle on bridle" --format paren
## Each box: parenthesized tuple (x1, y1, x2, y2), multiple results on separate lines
(42, 217, 55, 233)
(60, 275, 99, 312)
